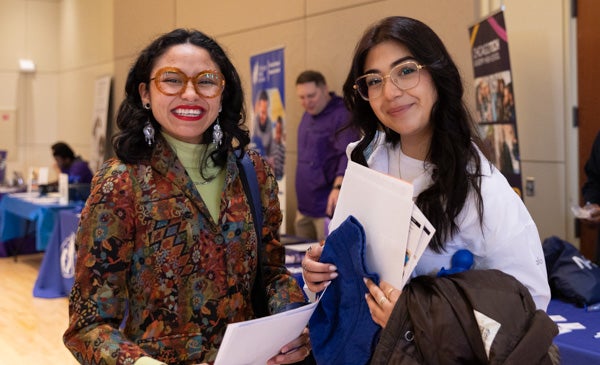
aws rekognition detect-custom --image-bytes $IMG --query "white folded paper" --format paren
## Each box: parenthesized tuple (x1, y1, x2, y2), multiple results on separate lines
(214, 301, 318, 365)
(329, 161, 435, 288)
(571, 204, 594, 220)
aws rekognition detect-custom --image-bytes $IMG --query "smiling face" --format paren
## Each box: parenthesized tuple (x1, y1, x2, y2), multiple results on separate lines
(139, 43, 222, 144)
(364, 40, 437, 157)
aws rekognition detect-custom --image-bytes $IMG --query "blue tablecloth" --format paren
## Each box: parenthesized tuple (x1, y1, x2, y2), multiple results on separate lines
(0, 188, 35, 256)
(33, 209, 80, 298)
(547, 299, 600, 364)
(0, 192, 76, 252)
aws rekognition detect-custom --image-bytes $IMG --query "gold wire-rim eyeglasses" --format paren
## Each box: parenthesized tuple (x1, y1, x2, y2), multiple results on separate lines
(354, 61, 425, 101)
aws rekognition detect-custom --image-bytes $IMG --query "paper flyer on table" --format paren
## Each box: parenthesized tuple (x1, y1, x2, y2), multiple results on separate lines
(214, 300, 318, 365)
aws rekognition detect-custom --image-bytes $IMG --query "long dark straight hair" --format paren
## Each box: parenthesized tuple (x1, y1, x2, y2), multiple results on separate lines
(342, 16, 488, 252)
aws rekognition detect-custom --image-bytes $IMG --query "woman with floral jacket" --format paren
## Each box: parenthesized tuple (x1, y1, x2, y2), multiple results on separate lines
(63, 28, 309, 365)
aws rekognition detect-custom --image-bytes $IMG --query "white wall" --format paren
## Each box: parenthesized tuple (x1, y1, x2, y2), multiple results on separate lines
(0, 0, 577, 244)
(0, 0, 60, 181)
(488, 0, 576, 243)
(0, 0, 113, 184)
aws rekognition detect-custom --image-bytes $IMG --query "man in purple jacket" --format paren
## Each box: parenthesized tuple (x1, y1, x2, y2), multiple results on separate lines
(294, 71, 359, 241)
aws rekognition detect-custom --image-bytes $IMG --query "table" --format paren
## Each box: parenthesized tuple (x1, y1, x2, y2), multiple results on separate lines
(548, 299, 600, 364)
(0, 192, 76, 255)
(0, 185, 26, 198)
(33, 209, 80, 298)
(0, 187, 31, 256)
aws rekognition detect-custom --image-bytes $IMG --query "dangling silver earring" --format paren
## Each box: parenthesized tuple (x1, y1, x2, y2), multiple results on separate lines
(143, 120, 155, 146)
(212, 118, 223, 146)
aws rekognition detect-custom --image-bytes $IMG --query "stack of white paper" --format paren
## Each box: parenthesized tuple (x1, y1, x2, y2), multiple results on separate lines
(214, 301, 319, 365)
(329, 161, 435, 288)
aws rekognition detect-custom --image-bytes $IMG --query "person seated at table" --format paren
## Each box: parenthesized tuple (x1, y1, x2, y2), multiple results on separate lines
(51, 142, 93, 184)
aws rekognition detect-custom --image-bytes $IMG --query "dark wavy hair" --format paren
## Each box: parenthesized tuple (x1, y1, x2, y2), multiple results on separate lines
(342, 16, 487, 252)
(52, 142, 76, 160)
(112, 28, 249, 175)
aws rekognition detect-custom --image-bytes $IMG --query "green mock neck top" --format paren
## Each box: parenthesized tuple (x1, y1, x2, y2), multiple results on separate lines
(162, 132, 224, 222)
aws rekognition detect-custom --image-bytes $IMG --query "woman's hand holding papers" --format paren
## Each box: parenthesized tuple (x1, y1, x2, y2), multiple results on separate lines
(364, 278, 402, 328)
(302, 243, 338, 293)
(266, 327, 312, 365)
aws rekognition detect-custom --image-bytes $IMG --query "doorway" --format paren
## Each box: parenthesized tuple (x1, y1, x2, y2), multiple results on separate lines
(577, 0, 600, 261)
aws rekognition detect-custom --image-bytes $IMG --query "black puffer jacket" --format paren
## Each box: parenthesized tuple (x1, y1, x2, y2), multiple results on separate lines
(370, 269, 558, 365)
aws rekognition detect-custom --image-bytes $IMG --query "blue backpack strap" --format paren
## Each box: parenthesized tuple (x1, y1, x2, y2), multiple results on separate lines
(236, 150, 269, 317)
(238, 151, 263, 228)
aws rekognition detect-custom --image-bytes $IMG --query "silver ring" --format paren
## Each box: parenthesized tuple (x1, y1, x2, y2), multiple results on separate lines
(378, 295, 387, 305)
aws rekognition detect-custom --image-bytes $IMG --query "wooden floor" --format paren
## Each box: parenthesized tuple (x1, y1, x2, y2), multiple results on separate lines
(0, 253, 79, 364)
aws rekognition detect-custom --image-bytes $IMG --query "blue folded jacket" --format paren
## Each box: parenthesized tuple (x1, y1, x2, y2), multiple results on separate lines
(308, 215, 381, 365)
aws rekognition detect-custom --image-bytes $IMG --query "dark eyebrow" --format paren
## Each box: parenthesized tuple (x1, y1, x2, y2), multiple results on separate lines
(363, 56, 417, 74)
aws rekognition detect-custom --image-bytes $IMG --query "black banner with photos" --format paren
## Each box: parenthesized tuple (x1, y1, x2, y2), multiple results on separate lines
(469, 10, 522, 196)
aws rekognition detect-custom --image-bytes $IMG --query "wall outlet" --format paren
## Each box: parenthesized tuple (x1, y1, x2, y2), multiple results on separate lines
(525, 177, 535, 197)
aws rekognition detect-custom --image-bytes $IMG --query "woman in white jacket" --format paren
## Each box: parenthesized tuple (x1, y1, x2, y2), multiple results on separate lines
(301, 16, 550, 328)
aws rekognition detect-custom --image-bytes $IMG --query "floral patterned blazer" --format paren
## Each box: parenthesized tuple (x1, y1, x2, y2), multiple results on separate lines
(63, 139, 305, 364)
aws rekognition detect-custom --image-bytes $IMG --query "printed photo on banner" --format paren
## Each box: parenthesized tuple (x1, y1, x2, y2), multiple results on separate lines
(250, 48, 287, 233)
(469, 10, 522, 196)
(474, 71, 515, 124)
(480, 123, 520, 177)
(251, 88, 286, 180)
(249, 48, 286, 181)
